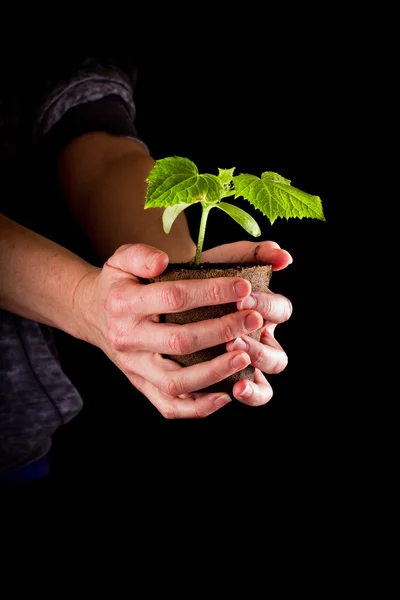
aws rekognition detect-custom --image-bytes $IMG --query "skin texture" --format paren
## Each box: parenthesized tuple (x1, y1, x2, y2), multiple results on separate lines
(58, 133, 197, 263)
(202, 241, 292, 407)
(0, 213, 96, 335)
(1, 131, 294, 418)
(74, 241, 292, 418)
(0, 216, 292, 417)
(58, 132, 294, 416)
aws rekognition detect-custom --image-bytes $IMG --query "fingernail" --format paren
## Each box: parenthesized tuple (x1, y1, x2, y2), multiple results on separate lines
(214, 394, 232, 408)
(239, 383, 252, 400)
(245, 312, 262, 331)
(278, 249, 293, 264)
(284, 250, 293, 264)
(229, 337, 248, 351)
(239, 295, 256, 309)
(146, 251, 166, 270)
(231, 353, 250, 370)
(234, 280, 250, 298)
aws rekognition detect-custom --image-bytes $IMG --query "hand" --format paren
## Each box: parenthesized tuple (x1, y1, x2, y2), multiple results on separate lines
(74, 243, 265, 418)
(201, 240, 293, 406)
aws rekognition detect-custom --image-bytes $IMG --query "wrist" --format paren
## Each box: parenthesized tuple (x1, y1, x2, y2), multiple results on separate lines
(71, 266, 103, 346)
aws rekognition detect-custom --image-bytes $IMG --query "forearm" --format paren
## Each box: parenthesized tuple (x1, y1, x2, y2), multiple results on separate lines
(58, 132, 197, 262)
(0, 213, 95, 339)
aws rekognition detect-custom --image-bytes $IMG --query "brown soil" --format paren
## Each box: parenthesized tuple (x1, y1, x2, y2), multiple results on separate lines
(149, 262, 273, 394)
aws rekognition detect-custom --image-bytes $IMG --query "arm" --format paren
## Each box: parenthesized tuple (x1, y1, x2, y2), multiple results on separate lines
(0, 214, 258, 418)
(57, 132, 196, 262)
(0, 212, 94, 340)
(30, 54, 195, 262)
(31, 56, 292, 411)
(57, 136, 294, 408)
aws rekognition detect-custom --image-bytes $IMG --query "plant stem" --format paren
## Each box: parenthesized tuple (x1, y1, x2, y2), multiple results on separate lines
(194, 203, 212, 265)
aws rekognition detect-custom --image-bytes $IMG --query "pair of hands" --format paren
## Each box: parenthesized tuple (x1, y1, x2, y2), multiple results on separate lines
(75, 240, 293, 418)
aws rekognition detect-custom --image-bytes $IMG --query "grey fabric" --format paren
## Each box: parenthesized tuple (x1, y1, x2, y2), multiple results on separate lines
(33, 57, 148, 151)
(0, 54, 143, 474)
(0, 310, 83, 472)
(35, 74, 134, 138)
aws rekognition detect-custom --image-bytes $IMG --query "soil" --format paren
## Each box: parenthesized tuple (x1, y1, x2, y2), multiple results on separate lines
(149, 262, 273, 394)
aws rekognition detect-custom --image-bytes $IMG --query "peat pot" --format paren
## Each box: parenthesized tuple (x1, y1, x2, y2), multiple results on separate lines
(149, 262, 273, 394)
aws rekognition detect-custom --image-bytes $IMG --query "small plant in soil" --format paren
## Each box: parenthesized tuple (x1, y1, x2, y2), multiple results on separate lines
(144, 156, 325, 264)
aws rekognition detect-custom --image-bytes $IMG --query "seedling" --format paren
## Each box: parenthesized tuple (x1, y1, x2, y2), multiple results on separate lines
(145, 156, 325, 265)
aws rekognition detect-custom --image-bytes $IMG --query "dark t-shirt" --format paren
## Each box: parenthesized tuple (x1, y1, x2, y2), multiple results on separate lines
(0, 54, 147, 473)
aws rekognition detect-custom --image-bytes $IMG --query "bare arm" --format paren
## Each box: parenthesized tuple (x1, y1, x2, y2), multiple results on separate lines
(58, 132, 197, 262)
(0, 216, 258, 417)
(56, 133, 293, 410)
(0, 212, 94, 339)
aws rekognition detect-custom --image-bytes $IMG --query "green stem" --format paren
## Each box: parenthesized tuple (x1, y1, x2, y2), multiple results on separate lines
(194, 203, 212, 265)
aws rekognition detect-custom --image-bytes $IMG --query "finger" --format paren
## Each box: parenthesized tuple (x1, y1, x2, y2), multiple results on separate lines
(138, 276, 251, 315)
(128, 370, 233, 418)
(201, 240, 293, 271)
(231, 368, 273, 406)
(135, 309, 263, 353)
(259, 322, 279, 344)
(123, 349, 252, 397)
(105, 243, 169, 278)
(252, 242, 293, 271)
(226, 334, 288, 375)
(236, 291, 292, 323)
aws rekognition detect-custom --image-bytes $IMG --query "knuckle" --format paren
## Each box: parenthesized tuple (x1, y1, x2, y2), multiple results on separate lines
(122, 243, 146, 264)
(158, 405, 177, 420)
(104, 287, 125, 315)
(115, 242, 134, 253)
(193, 404, 211, 419)
(161, 374, 182, 398)
(205, 281, 223, 304)
(218, 315, 237, 342)
(252, 346, 266, 370)
(165, 330, 196, 355)
(207, 364, 225, 383)
(263, 294, 274, 317)
(106, 326, 126, 352)
(162, 283, 186, 311)
(272, 351, 289, 374)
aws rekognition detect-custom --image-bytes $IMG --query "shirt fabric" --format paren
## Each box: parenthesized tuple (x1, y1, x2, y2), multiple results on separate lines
(0, 54, 146, 474)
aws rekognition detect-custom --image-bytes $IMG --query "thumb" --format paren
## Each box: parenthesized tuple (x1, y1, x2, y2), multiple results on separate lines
(105, 243, 169, 278)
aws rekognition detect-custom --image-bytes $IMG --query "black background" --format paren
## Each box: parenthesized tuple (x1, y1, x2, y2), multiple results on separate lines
(43, 45, 346, 487)
(1, 22, 353, 490)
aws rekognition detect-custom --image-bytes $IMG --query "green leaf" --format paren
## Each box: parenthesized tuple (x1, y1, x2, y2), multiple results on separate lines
(145, 156, 223, 208)
(218, 167, 236, 199)
(233, 171, 325, 224)
(218, 167, 235, 185)
(162, 203, 190, 234)
(216, 202, 261, 237)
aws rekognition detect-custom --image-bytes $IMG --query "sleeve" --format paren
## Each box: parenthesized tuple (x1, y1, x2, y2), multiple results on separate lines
(32, 55, 149, 157)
